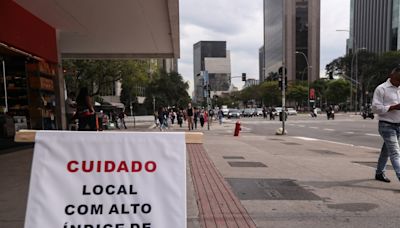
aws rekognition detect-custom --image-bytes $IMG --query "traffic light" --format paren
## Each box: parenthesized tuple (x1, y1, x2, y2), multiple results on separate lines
(242, 73, 246, 81)
(278, 76, 288, 91)
(278, 67, 287, 76)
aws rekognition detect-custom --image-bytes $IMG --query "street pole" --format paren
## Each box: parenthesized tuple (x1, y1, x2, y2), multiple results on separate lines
(336, 29, 353, 111)
(281, 0, 286, 135)
(2, 60, 7, 113)
(206, 71, 210, 130)
(295, 51, 310, 112)
(352, 47, 366, 114)
(153, 96, 155, 114)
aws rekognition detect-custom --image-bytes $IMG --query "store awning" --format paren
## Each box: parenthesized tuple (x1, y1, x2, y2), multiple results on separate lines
(14, 0, 180, 59)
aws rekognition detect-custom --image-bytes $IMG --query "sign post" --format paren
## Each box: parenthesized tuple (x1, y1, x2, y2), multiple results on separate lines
(24, 131, 187, 228)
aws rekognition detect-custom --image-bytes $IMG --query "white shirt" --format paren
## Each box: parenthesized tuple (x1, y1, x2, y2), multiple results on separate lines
(372, 78, 400, 123)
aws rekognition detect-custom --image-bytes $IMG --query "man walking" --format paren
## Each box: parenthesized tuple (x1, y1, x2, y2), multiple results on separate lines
(187, 103, 194, 131)
(372, 66, 400, 183)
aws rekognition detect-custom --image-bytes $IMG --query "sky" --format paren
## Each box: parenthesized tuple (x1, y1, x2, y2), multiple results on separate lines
(178, 0, 351, 96)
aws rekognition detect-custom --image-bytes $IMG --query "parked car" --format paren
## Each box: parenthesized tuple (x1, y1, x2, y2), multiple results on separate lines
(253, 108, 263, 117)
(243, 109, 254, 117)
(228, 109, 241, 118)
(287, 108, 297, 115)
(274, 107, 283, 116)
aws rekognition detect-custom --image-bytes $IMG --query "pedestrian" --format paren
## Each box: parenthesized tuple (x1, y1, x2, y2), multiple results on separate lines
(170, 110, 176, 125)
(118, 111, 127, 129)
(65, 92, 77, 130)
(199, 110, 205, 128)
(158, 107, 166, 131)
(187, 103, 194, 130)
(371, 66, 400, 183)
(311, 107, 318, 118)
(111, 110, 119, 129)
(262, 107, 267, 119)
(75, 87, 96, 131)
(98, 110, 104, 131)
(193, 107, 198, 129)
(269, 107, 275, 120)
(177, 110, 183, 128)
(218, 109, 223, 125)
(209, 109, 214, 125)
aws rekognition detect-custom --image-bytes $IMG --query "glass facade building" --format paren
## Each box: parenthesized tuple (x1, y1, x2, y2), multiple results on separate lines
(263, 0, 320, 83)
(350, 0, 399, 54)
(264, 0, 283, 80)
(193, 41, 231, 103)
(392, 0, 400, 50)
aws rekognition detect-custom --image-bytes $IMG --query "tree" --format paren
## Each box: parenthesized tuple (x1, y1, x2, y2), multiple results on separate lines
(119, 61, 151, 108)
(239, 85, 262, 107)
(287, 83, 307, 106)
(143, 70, 191, 112)
(325, 79, 350, 105)
(259, 81, 281, 106)
(63, 59, 143, 96)
(310, 79, 329, 107)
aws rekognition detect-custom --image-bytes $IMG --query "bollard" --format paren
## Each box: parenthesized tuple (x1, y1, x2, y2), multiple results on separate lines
(234, 121, 241, 136)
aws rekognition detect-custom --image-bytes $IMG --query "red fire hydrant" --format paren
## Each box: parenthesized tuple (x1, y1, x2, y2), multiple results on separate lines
(234, 121, 241, 136)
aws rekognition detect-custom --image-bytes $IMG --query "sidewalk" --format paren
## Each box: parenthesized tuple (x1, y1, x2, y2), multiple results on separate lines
(1, 120, 400, 228)
(198, 127, 400, 228)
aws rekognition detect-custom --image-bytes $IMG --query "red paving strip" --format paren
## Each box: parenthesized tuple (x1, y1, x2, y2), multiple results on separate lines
(187, 144, 257, 228)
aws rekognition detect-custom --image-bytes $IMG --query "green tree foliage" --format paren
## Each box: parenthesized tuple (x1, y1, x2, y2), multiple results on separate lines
(325, 79, 350, 105)
(310, 79, 329, 102)
(63, 59, 135, 96)
(259, 81, 281, 106)
(325, 51, 400, 102)
(119, 61, 150, 107)
(143, 70, 191, 111)
(287, 83, 307, 106)
(213, 91, 241, 109)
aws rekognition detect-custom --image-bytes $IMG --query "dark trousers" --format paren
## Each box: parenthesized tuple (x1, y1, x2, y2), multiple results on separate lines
(78, 115, 97, 131)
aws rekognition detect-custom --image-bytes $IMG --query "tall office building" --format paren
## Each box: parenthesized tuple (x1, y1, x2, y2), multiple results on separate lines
(350, 0, 400, 54)
(263, 0, 320, 83)
(193, 41, 231, 103)
(259, 46, 265, 82)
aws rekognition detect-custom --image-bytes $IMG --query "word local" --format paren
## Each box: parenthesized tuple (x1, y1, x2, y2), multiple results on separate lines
(67, 160, 157, 173)
(82, 185, 137, 195)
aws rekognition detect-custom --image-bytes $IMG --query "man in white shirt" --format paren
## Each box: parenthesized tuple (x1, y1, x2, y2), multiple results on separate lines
(372, 66, 400, 183)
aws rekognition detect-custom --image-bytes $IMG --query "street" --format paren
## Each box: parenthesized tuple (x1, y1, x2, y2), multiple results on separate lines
(4, 113, 400, 228)
(239, 113, 381, 150)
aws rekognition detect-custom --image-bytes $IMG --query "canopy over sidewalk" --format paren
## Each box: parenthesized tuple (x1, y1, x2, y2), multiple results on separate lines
(15, 0, 180, 59)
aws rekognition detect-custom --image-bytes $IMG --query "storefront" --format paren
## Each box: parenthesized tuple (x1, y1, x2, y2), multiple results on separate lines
(1, 0, 179, 150)
(0, 1, 58, 149)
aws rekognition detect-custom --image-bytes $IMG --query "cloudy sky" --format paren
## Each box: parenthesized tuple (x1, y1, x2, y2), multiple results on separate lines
(178, 0, 350, 95)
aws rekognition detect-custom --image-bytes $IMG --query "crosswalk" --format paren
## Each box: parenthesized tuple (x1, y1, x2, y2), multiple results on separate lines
(242, 121, 380, 137)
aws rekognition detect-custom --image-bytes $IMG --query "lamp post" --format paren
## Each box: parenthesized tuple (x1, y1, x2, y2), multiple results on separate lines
(351, 47, 367, 114)
(336, 29, 353, 111)
(295, 51, 311, 112)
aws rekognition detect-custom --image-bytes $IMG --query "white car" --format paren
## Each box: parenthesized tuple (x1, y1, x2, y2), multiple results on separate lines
(274, 107, 283, 116)
(287, 108, 297, 115)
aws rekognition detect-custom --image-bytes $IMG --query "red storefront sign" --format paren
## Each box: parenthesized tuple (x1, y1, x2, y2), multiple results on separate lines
(0, 0, 57, 63)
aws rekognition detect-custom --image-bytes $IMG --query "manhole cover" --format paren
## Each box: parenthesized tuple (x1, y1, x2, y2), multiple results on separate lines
(270, 138, 284, 141)
(226, 178, 321, 200)
(353, 161, 393, 170)
(309, 149, 343, 156)
(223, 156, 245, 160)
(282, 142, 301, 145)
(228, 161, 267, 167)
